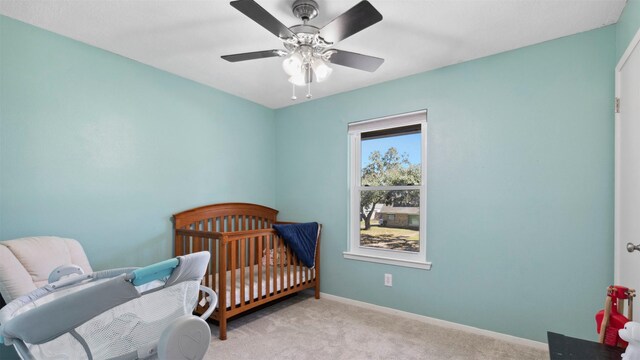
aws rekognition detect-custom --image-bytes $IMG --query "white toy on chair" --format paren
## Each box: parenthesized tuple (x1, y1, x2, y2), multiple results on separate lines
(620, 322, 640, 360)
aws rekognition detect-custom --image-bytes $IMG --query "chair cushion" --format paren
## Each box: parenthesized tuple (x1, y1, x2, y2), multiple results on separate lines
(0, 236, 92, 304)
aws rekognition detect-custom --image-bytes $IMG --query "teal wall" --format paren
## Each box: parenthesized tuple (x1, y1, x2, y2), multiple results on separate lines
(0, 15, 277, 271)
(617, 0, 640, 61)
(274, 26, 616, 343)
(0, 4, 633, 351)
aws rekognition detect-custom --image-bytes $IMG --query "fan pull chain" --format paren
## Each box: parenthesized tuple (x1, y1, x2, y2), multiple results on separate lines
(306, 82, 312, 99)
(291, 83, 297, 101)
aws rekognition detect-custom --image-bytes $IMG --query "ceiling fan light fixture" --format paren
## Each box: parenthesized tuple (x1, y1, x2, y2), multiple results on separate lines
(288, 64, 313, 86)
(282, 52, 303, 76)
(312, 58, 332, 82)
(223, 0, 384, 100)
(288, 70, 306, 86)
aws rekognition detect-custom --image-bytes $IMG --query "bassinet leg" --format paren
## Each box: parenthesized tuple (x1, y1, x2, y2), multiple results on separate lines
(315, 284, 320, 299)
(219, 317, 227, 340)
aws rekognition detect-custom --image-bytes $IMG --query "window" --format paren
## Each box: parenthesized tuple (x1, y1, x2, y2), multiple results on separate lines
(344, 110, 431, 270)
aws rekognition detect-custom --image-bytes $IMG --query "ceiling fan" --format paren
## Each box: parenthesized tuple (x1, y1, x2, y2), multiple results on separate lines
(221, 0, 384, 100)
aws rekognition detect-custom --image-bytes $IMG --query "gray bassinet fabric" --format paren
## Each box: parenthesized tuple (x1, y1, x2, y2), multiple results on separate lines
(165, 252, 210, 288)
(0, 268, 137, 326)
(2, 252, 210, 349)
(0, 285, 54, 325)
(3, 274, 140, 344)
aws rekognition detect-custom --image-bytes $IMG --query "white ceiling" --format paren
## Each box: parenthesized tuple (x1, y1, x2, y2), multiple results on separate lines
(0, 0, 627, 109)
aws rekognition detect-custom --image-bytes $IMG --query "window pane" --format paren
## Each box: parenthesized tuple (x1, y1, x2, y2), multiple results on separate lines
(359, 189, 420, 253)
(361, 129, 421, 186)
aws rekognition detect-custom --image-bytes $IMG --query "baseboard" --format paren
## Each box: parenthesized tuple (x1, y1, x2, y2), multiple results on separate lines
(313, 291, 548, 351)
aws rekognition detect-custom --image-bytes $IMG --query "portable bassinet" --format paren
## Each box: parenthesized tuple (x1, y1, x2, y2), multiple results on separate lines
(0, 251, 217, 360)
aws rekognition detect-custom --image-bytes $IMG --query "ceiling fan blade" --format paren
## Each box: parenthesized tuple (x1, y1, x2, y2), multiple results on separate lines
(319, 1, 382, 44)
(221, 50, 285, 62)
(230, 0, 296, 40)
(327, 50, 384, 72)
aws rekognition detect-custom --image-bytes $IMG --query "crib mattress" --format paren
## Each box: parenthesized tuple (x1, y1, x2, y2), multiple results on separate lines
(207, 264, 313, 307)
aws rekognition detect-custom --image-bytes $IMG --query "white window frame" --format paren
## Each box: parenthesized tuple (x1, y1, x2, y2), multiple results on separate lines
(344, 110, 432, 270)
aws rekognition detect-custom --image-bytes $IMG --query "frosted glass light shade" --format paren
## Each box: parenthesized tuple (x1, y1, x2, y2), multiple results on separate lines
(312, 59, 332, 82)
(282, 53, 303, 76)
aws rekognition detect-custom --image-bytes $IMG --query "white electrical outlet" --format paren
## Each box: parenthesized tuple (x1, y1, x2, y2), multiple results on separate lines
(384, 273, 392, 287)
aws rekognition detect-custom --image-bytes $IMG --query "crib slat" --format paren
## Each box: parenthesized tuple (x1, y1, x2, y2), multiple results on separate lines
(265, 234, 270, 295)
(300, 254, 304, 285)
(249, 235, 255, 303)
(251, 215, 262, 264)
(257, 234, 263, 299)
(279, 236, 284, 294)
(185, 229, 190, 254)
(214, 236, 220, 292)
(218, 239, 227, 338)
(202, 237, 209, 291)
(286, 244, 292, 290)
(303, 258, 307, 284)
(272, 234, 277, 294)
(205, 237, 211, 290)
(240, 238, 246, 306)
(193, 234, 202, 254)
(183, 233, 188, 256)
(230, 241, 237, 309)
(271, 235, 279, 295)
(273, 234, 279, 294)
(299, 253, 304, 286)
(293, 249, 300, 287)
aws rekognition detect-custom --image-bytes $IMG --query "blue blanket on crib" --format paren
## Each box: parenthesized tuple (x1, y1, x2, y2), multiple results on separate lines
(272, 222, 319, 269)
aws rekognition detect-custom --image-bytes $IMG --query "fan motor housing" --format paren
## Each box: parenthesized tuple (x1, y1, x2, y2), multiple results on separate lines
(292, 0, 319, 21)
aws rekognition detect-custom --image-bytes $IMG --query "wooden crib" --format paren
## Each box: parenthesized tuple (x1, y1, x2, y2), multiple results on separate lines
(172, 203, 320, 340)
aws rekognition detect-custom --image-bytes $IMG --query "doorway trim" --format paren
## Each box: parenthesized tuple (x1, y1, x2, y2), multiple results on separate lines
(614, 27, 640, 283)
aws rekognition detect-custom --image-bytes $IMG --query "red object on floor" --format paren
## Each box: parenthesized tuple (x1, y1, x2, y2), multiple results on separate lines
(595, 311, 628, 346)
(595, 285, 632, 348)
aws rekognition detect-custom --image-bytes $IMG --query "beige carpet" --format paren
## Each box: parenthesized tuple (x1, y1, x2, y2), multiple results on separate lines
(205, 293, 548, 360)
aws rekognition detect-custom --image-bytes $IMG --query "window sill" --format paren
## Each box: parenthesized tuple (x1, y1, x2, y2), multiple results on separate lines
(343, 252, 432, 270)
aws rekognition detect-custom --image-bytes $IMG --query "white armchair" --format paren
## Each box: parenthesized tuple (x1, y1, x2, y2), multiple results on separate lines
(0, 236, 92, 306)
